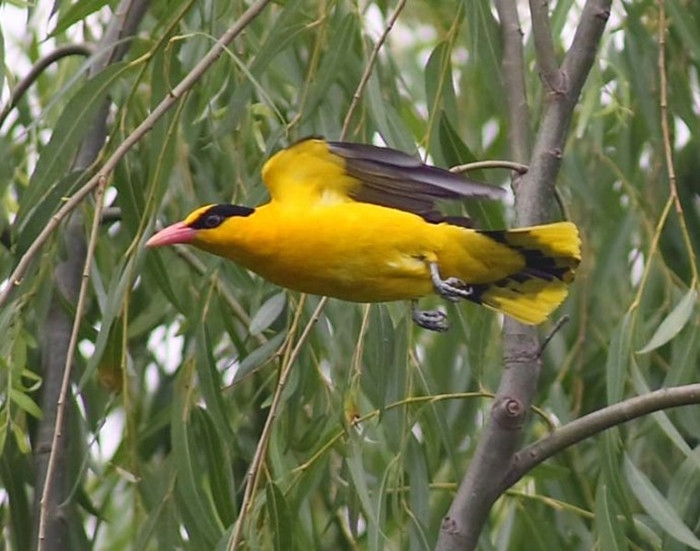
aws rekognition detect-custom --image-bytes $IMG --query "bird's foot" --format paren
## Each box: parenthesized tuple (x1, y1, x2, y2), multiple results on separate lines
(411, 303, 450, 332)
(429, 263, 473, 302)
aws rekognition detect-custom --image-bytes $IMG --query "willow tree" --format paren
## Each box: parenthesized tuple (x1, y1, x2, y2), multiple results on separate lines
(1, 1, 698, 550)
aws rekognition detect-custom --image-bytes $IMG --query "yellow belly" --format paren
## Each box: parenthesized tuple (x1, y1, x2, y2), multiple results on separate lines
(194, 200, 526, 303)
(240, 203, 438, 302)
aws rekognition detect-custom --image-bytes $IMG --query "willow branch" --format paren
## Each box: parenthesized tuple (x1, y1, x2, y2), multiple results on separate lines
(657, 1, 699, 282)
(494, 0, 531, 163)
(450, 159, 529, 175)
(529, 0, 562, 91)
(0, 0, 273, 310)
(0, 44, 94, 129)
(227, 297, 326, 551)
(340, 0, 407, 140)
(501, 384, 700, 491)
(35, 1, 151, 549)
(435, 1, 612, 550)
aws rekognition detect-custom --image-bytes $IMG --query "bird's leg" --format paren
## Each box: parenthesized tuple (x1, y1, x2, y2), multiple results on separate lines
(429, 262, 473, 302)
(411, 301, 449, 332)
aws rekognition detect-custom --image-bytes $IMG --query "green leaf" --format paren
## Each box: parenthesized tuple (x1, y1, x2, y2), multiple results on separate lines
(666, 0, 700, 62)
(9, 388, 42, 419)
(346, 436, 380, 544)
(624, 455, 700, 550)
(14, 170, 84, 261)
(233, 331, 285, 383)
(0, 27, 5, 95)
(631, 364, 696, 461)
(637, 289, 697, 354)
(595, 482, 628, 551)
(171, 372, 224, 548)
(425, 41, 458, 124)
(305, 12, 358, 115)
(195, 327, 235, 442)
(15, 62, 132, 256)
(50, 0, 112, 36)
(266, 481, 292, 551)
(607, 312, 632, 403)
(249, 292, 286, 336)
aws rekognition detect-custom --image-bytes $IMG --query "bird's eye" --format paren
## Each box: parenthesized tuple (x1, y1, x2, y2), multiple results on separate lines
(205, 214, 223, 228)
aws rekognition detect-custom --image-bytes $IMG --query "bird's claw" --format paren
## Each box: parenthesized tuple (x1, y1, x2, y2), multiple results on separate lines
(411, 305, 450, 332)
(430, 263, 473, 302)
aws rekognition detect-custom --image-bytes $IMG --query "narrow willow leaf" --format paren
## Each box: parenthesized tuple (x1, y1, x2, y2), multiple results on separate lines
(365, 73, 413, 152)
(0, 27, 5, 93)
(197, 410, 235, 526)
(637, 289, 697, 354)
(14, 170, 84, 261)
(266, 481, 292, 551)
(249, 292, 286, 336)
(666, 0, 700, 61)
(15, 62, 131, 256)
(425, 42, 457, 124)
(346, 436, 379, 542)
(195, 327, 235, 442)
(8, 388, 42, 419)
(172, 373, 224, 547)
(305, 12, 358, 114)
(81, 256, 134, 389)
(50, 0, 112, 36)
(624, 455, 700, 550)
(362, 305, 394, 410)
(233, 331, 285, 383)
(595, 482, 628, 551)
(0, 409, 7, 456)
(630, 364, 696, 461)
(600, 430, 634, 521)
(607, 312, 632, 404)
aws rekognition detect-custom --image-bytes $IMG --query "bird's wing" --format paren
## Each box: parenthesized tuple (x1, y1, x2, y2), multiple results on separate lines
(261, 138, 505, 221)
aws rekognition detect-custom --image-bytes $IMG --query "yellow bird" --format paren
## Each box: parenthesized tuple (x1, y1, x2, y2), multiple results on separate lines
(147, 138, 580, 331)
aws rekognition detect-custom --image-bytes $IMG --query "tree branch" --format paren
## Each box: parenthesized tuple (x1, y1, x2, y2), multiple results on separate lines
(501, 384, 700, 492)
(435, 1, 611, 549)
(529, 0, 562, 92)
(494, 0, 531, 163)
(0, 44, 94, 130)
(521, 0, 611, 227)
(33, 2, 151, 549)
(0, 0, 274, 310)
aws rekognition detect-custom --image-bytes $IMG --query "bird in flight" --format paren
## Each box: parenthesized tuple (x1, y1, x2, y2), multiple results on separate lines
(147, 138, 580, 331)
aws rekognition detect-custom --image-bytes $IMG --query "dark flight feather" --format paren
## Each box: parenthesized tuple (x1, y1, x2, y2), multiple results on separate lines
(327, 141, 505, 220)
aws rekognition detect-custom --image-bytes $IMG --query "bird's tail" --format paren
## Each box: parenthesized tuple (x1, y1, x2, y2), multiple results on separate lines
(470, 222, 581, 325)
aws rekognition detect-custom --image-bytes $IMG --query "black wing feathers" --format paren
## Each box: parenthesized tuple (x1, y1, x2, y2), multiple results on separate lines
(327, 141, 505, 220)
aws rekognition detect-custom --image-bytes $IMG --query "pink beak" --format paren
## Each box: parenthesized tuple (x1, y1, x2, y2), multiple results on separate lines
(146, 222, 197, 248)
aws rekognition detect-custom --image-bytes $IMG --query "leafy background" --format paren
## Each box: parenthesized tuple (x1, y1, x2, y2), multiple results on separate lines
(0, 0, 698, 549)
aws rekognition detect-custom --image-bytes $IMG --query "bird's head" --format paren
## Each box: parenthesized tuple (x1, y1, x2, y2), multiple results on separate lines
(146, 203, 255, 250)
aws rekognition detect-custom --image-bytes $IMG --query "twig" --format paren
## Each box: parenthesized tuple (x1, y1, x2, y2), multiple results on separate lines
(529, 0, 563, 92)
(0, 0, 272, 310)
(537, 315, 570, 357)
(435, 2, 612, 550)
(227, 296, 326, 550)
(500, 383, 700, 492)
(657, 1, 699, 284)
(450, 159, 529, 175)
(494, 0, 531, 163)
(37, 176, 108, 548)
(33, 2, 152, 548)
(518, 0, 611, 228)
(340, 0, 407, 140)
(0, 44, 94, 129)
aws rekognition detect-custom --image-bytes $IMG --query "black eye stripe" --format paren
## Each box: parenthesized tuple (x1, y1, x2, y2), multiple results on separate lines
(190, 204, 254, 230)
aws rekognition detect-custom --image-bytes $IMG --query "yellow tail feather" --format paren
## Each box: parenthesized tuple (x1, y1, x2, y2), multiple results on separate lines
(473, 222, 581, 324)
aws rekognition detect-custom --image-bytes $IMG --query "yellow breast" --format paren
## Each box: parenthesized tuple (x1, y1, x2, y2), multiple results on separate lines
(194, 201, 442, 302)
